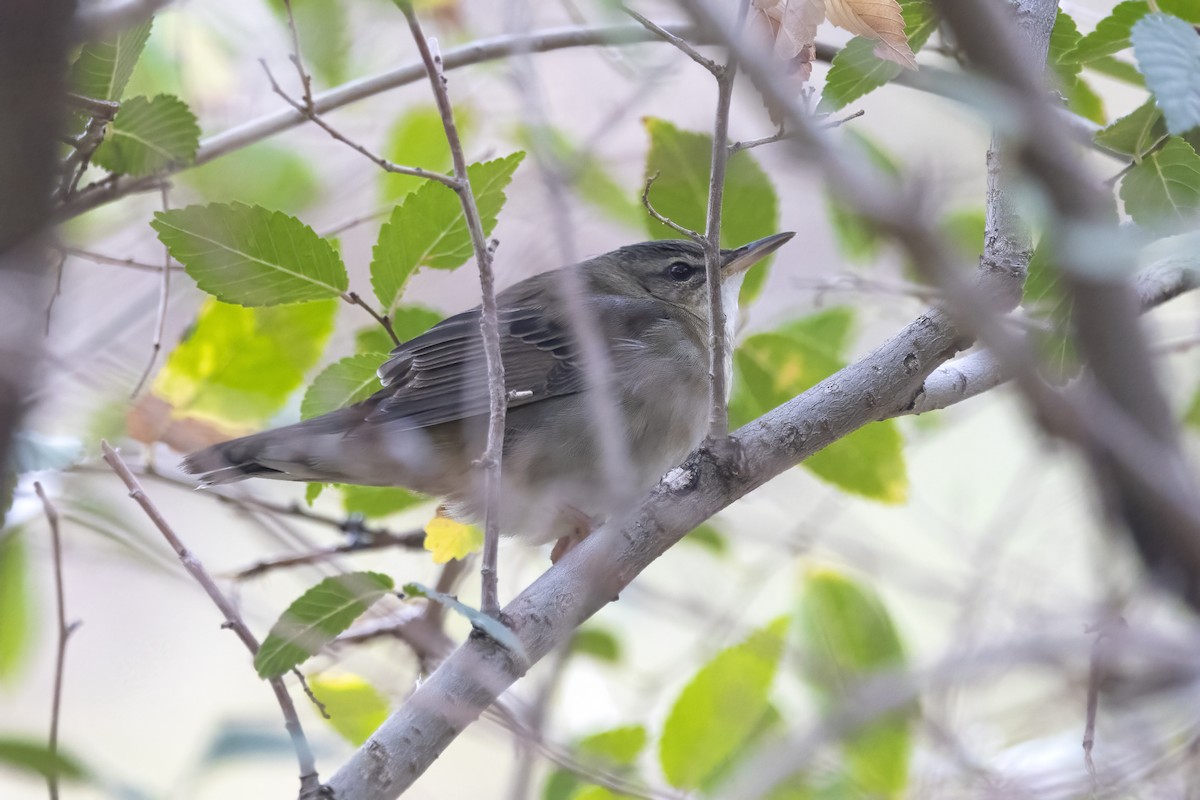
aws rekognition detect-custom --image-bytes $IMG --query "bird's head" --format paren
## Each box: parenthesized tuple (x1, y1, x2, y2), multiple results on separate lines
(595, 232, 795, 314)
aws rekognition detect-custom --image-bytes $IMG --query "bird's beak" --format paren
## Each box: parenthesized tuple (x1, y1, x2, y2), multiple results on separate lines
(720, 231, 796, 278)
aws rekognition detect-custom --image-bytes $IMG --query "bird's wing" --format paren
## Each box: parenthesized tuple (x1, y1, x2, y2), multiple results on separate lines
(364, 303, 585, 430)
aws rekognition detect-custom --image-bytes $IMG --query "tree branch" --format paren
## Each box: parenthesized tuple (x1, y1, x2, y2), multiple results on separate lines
(398, 2, 507, 619)
(909, 257, 1200, 415)
(100, 442, 323, 799)
(53, 20, 1111, 221)
(34, 482, 78, 800)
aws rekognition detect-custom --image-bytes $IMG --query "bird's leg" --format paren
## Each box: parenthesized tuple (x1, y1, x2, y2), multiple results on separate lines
(550, 507, 595, 564)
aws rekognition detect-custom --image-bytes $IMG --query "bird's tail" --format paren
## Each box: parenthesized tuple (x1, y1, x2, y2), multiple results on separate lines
(181, 410, 367, 487)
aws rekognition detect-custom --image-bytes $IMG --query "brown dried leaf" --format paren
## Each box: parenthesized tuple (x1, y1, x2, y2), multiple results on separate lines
(127, 394, 250, 453)
(749, 0, 828, 122)
(825, 0, 917, 69)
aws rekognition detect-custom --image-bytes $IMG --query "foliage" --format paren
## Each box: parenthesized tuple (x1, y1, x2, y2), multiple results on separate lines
(642, 118, 779, 303)
(371, 153, 525, 315)
(255, 572, 395, 678)
(308, 673, 391, 746)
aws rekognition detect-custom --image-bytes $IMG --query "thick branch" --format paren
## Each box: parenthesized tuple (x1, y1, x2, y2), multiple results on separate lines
(325, 303, 963, 799)
(909, 257, 1200, 414)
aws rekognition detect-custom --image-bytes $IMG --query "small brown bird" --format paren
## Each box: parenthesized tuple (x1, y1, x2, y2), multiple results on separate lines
(184, 233, 793, 549)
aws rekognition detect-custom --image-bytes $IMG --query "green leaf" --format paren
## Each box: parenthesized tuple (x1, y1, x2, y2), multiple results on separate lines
(776, 307, 856, 358)
(1161, 0, 1200, 24)
(1049, 8, 1084, 71)
(516, 124, 643, 228)
(0, 737, 86, 782)
(1065, 0, 1150, 63)
(1119, 136, 1200, 232)
(579, 725, 646, 766)
(305, 483, 325, 506)
(255, 571, 395, 678)
(184, 142, 321, 213)
(92, 94, 200, 177)
(371, 153, 525, 314)
(818, 0, 937, 111)
(1186, 385, 1200, 430)
(942, 207, 986, 257)
(1096, 97, 1168, 157)
(542, 725, 646, 800)
(570, 627, 622, 662)
(659, 618, 787, 789)
(391, 305, 443, 342)
(153, 202, 349, 306)
(154, 298, 336, 426)
(68, 17, 152, 103)
(339, 485, 424, 518)
(642, 118, 779, 303)
(684, 522, 729, 555)
(380, 105, 469, 201)
(1062, 73, 1108, 124)
(1049, 11, 1108, 125)
(730, 317, 908, 503)
(798, 567, 910, 797)
(824, 132, 900, 263)
(301, 354, 386, 420)
(1085, 55, 1146, 86)
(268, 0, 349, 85)
(1132, 13, 1200, 135)
(308, 673, 390, 745)
(0, 531, 31, 682)
(355, 306, 441, 354)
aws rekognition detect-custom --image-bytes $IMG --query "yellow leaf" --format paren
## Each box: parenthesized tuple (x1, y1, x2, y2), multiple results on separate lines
(825, 0, 917, 69)
(423, 514, 483, 564)
(308, 673, 389, 746)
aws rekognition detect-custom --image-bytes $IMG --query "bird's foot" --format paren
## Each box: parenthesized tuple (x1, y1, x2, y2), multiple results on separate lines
(550, 509, 595, 564)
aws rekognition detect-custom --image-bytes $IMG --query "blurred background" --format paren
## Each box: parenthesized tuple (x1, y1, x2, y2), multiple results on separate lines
(4, 0, 1200, 798)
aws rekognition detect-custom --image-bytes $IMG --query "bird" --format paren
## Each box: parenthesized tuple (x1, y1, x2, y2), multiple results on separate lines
(182, 233, 794, 554)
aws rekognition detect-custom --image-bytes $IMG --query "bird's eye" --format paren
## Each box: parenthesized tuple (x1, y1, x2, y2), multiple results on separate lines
(668, 261, 696, 281)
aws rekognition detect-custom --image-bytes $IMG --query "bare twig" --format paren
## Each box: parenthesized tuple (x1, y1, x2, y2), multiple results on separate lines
(130, 185, 172, 397)
(234, 528, 425, 580)
(54, 23, 1113, 221)
(280, 0, 314, 111)
(34, 483, 78, 800)
(623, 5, 718, 72)
(259, 60, 459, 190)
(59, 246, 184, 273)
(700, 56, 737, 436)
(400, 1, 508, 619)
(100, 442, 323, 799)
(342, 291, 400, 346)
(641, 172, 703, 241)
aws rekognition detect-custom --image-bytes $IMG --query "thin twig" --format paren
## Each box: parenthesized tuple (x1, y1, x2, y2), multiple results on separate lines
(56, 23, 1115, 221)
(342, 291, 400, 346)
(234, 528, 426, 580)
(701, 55, 737, 437)
(293, 669, 331, 719)
(260, 59, 459, 190)
(622, 5, 718, 72)
(34, 483, 77, 800)
(44, 250, 66, 336)
(99, 443, 323, 799)
(131, 185, 173, 397)
(280, 0, 314, 111)
(641, 172, 703, 242)
(400, 1, 508, 620)
(59, 246, 184, 273)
